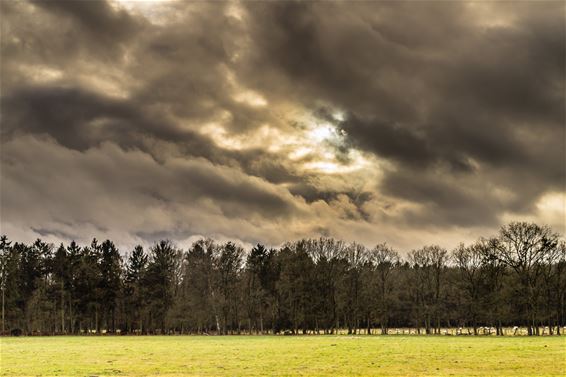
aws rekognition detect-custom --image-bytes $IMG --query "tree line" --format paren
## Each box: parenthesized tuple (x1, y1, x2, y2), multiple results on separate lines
(1, 222, 564, 336)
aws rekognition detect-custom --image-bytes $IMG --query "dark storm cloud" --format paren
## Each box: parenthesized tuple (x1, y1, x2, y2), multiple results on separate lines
(2, 85, 219, 155)
(339, 115, 437, 169)
(1, 1, 313, 239)
(240, 1, 425, 119)
(288, 183, 373, 221)
(1, 135, 314, 250)
(2, 1, 296, 174)
(1, 0, 564, 248)
(1, 83, 315, 194)
(31, 0, 141, 49)
(239, 0, 565, 227)
(242, 1, 564, 127)
(380, 169, 500, 227)
(1, 0, 140, 76)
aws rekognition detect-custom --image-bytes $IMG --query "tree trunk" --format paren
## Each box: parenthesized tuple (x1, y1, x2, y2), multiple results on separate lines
(2, 286, 5, 335)
(95, 309, 99, 334)
(60, 282, 65, 334)
(69, 300, 73, 334)
(260, 312, 264, 334)
(215, 314, 221, 334)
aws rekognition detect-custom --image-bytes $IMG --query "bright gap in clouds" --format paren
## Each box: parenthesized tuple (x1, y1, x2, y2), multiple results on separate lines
(200, 115, 370, 175)
(308, 124, 335, 142)
(111, 0, 177, 24)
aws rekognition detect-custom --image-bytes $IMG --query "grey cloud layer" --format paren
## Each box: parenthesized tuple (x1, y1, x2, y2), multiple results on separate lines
(1, 0, 564, 249)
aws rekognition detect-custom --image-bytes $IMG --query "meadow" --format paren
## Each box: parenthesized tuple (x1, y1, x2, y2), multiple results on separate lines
(1, 335, 565, 376)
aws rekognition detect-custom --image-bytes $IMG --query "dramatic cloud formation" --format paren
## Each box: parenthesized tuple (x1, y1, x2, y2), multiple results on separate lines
(1, 0, 564, 252)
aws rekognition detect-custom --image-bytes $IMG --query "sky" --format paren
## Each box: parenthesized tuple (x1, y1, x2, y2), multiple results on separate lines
(1, 0, 565, 253)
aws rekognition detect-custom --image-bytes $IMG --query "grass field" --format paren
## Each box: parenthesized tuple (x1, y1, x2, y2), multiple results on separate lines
(1, 335, 565, 376)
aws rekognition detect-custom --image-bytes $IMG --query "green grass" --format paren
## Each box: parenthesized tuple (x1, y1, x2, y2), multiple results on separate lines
(1, 335, 565, 376)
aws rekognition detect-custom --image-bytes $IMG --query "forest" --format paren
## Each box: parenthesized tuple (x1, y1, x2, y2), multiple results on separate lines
(1, 222, 564, 337)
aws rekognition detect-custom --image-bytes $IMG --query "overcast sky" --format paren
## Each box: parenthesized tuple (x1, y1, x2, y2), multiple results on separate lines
(1, 0, 564, 253)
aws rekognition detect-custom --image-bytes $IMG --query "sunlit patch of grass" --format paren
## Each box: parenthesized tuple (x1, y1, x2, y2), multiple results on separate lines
(1, 335, 564, 376)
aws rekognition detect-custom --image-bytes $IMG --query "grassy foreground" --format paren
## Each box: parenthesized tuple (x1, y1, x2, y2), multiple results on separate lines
(1, 335, 565, 376)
